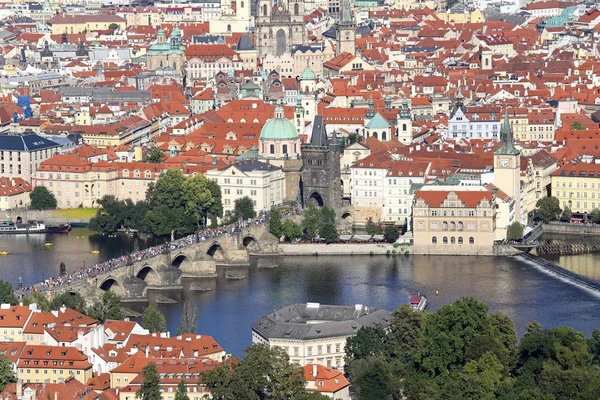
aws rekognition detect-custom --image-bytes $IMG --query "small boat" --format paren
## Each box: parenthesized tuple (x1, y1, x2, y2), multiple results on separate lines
(225, 270, 246, 280)
(409, 294, 427, 311)
(0, 251, 8, 256)
(91, 250, 100, 255)
(44, 243, 53, 247)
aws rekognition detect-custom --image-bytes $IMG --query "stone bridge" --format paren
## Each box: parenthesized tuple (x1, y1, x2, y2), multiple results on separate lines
(45, 224, 278, 302)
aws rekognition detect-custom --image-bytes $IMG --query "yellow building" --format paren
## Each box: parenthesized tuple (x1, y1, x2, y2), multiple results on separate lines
(412, 186, 497, 255)
(48, 14, 126, 34)
(437, 6, 484, 24)
(551, 163, 600, 214)
(0, 305, 34, 342)
(17, 345, 93, 384)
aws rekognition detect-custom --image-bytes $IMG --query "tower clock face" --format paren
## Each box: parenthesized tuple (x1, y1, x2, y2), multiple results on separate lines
(501, 159, 509, 168)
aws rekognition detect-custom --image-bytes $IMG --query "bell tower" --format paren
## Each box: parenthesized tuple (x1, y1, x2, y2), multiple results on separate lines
(494, 110, 522, 223)
(336, 0, 356, 56)
(397, 97, 412, 144)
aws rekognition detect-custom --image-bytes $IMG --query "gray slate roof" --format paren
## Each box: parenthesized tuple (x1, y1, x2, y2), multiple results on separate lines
(252, 303, 392, 340)
(223, 159, 279, 172)
(0, 134, 60, 152)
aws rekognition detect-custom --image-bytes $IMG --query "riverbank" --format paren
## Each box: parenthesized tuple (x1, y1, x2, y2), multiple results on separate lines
(4, 208, 96, 224)
(277, 243, 410, 255)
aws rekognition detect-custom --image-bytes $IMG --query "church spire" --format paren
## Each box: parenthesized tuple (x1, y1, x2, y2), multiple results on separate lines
(495, 109, 520, 155)
(339, 0, 354, 26)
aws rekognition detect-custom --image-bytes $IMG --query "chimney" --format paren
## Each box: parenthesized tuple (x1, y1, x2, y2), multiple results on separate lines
(16, 379, 22, 396)
(145, 347, 149, 358)
(312, 364, 317, 377)
(55, 392, 58, 400)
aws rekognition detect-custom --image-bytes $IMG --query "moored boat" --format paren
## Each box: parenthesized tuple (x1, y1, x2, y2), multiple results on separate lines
(409, 294, 427, 311)
(0, 220, 70, 234)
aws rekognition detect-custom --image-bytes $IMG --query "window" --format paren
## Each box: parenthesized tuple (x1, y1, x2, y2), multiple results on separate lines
(443, 237, 448, 244)
(451, 237, 456, 244)
(469, 237, 474, 244)
(432, 236, 437, 244)
(458, 237, 463, 244)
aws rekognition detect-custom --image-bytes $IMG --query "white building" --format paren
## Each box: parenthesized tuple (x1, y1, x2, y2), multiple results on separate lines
(351, 155, 430, 228)
(447, 95, 501, 140)
(206, 157, 285, 213)
(252, 303, 392, 370)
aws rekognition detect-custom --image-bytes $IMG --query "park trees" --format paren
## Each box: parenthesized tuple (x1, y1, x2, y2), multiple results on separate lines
(233, 196, 256, 221)
(143, 169, 222, 236)
(50, 292, 87, 314)
(365, 220, 381, 235)
(142, 305, 167, 333)
(281, 219, 302, 242)
(535, 196, 561, 223)
(301, 206, 338, 243)
(29, 186, 57, 210)
(201, 344, 309, 400)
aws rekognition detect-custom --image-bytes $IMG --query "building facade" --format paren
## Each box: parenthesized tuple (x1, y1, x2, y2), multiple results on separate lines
(0, 135, 61, 183)
(412, 186, 497, 255)
(255, 0, 306, 59)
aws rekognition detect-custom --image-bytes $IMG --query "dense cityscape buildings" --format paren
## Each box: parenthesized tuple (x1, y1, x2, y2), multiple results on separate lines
(2, 0, 600, 397)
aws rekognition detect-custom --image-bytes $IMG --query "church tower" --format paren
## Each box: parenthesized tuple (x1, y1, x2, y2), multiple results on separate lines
(336, 0, 356, 56)
(494, 110, 522, 223)
(397, 97, 412, 144)
(294, 93, 304, 136)
(300, 64, 317, 126)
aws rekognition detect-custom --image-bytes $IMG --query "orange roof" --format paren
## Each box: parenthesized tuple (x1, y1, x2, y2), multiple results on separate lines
(0, 305, 33, 328)
(18, 345, 92, 370)
(415, 189, 495, 208)
(0, 342, 26, 363)
(304, 364, 350, 394)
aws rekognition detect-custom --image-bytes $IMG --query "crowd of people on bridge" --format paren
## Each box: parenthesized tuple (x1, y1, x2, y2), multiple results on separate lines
(15, 210, 302, 298)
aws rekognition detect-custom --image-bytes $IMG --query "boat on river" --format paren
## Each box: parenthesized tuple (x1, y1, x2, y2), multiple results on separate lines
(409, 294, 427, 311)
(0, 220, 70, 234)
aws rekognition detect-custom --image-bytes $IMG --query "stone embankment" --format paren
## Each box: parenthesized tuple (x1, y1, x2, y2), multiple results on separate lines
(277, 243, 411, 256)
(536, 240, 600, 256)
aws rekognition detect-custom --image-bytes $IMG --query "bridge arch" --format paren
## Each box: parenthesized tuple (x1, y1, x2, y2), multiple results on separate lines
(207, 242, 225, 261)
(99, 277, 125, 297)
(136, 265, 161, 285)
(242, 235, 259, 251)
(341, 210, 352, 220)
(171, 253, 193, 271)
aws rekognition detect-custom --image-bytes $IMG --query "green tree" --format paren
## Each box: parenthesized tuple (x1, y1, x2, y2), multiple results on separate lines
(86, 291, 124, 323)
(347, 132, 359, 146)
(207, 179, 223, 224)
(441, 352, 504, 400)
(281, 219, 302, 242)
(346, 325, 390, 362)
(506, 222, 524, 241)
(89, 195, 126, 234)
(302, 205, 321, 240)
(590, 208, 600, 223)
(390, 303, 424, 361)
(182, 174, 215, 228)
(143, 147, 166, 163)
(348, 357, 398, 400)
(108, 23, 120, 30)
(29, 186, 57, 210)
(136, 362, 161, 400)
(318, 207, 338, 244)
(535, 196, 561, 223)
(174, 379, 189, 400)
(176, 303, 198, 335)
(365, 220, 381, 235)
(570, 121, 587, 130)
(384, 225, 400, 243)
(0, 280, 17, 305)
(142, 305, 167, 333)
(560, 206, 573, 222)
(0, 354, 16, 392)
(21, 291, 51, 311)
(50, 292, 86, 314)
(233, 196, 256, 221)
(269, 209, 283, 239)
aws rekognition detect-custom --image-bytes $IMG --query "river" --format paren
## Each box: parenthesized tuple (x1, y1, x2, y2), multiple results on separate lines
(0, 228, 599, 356)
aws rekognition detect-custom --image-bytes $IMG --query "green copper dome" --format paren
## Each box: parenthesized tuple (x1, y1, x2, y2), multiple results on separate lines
(300, 65, 316, 81)
(260, 106, 298, 141)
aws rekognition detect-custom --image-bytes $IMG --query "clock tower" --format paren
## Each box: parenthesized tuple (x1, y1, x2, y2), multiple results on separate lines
(494, 110, 522, 223)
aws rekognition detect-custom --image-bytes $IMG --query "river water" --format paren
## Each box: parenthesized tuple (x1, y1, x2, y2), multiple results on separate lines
(0, 228, 599, 356)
